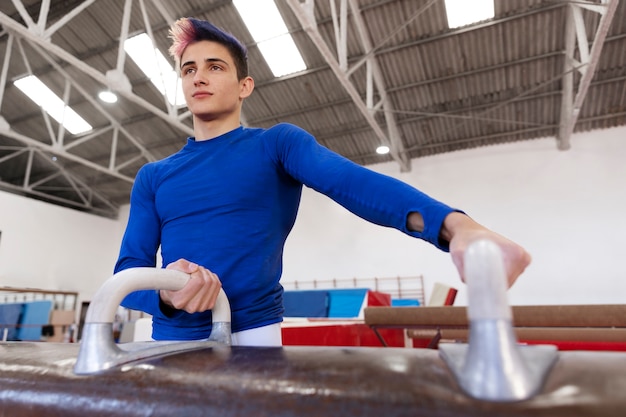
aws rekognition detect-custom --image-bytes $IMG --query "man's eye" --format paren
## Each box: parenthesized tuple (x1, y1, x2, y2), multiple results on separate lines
(184, 68, 195, 75)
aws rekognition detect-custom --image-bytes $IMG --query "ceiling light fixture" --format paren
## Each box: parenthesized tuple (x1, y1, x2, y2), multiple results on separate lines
(376, 145, 390, 155)
(233, 0, 307, 77)
(98, 90, 118, 103)
(14, 75, 93, 135)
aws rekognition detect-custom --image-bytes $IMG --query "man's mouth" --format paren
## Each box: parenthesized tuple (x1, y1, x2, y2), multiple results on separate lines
(192, 91, 212, 98)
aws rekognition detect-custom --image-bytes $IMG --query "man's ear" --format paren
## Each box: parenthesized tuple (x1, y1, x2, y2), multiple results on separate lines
(239, 76, 254, 99)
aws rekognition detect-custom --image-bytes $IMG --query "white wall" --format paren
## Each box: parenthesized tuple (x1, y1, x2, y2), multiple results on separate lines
(282, 126, 626, 306)
(0, 193, 126, 302)
(1, 126, 624, 307)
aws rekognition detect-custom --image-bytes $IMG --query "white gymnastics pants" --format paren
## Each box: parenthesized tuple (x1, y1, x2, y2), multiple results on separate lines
(231, 323, 282, 346)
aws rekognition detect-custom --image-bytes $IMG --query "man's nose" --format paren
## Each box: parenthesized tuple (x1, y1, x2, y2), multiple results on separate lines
(193, 71, 207, 85)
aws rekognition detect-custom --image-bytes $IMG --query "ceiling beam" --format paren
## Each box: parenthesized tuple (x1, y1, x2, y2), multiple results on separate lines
(558, 0, 619, 150)
(0, 178, 117, 217)
(0, 128, 135, 183)
(286, 0, 411, 172)
(0, 34, 142, 185)
(0, 3, 190, 214)
(0, 145, 118, 216)
(0, 8, 193, 136)
(346, 0, 410, 172)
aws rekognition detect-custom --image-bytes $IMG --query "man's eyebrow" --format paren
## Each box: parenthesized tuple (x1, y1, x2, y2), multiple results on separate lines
(180, 57, 229, 70)
(205, 57, 229, 66)
(180, 60, 195, 70)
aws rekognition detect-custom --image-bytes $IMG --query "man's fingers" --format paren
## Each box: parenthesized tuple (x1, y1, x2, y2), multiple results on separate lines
(505, 248, 532, 287)
(194, 270, 221, 311)
(159, 259, 223, 314)
(450, 236, 531, 288)
(174, 269, 221, 313)
(166, 258, 199, 274)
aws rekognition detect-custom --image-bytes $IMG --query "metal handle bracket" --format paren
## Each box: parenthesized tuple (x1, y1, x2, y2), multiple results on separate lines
(439, 240, 558, 402)
(74, 267, 231, 375)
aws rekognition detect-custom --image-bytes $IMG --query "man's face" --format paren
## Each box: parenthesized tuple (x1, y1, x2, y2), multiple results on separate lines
(180, 40, 244, 122)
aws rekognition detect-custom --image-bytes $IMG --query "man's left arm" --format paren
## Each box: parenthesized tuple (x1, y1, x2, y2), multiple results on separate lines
(408, 211, 531, 287)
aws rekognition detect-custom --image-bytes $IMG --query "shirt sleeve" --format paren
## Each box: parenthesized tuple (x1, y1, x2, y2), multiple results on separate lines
(266, 123, 459, 251)
(113, 164, 165, 316)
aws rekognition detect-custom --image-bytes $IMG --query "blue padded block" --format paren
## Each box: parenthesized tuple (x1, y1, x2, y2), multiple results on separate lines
(16, 300, 52, 341)
(283, 290, 329, 317)
(327, 288, 368, 318)
(0, 303, 24, 341)
(391, 298, 421, 307)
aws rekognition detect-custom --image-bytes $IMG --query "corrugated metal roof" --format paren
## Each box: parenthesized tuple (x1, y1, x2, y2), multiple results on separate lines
(0, 0, 624, 217)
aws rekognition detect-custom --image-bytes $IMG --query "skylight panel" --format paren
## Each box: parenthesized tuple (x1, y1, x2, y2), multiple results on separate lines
(444, 0, 495, 29)
(233, 0, 306, 77)
(124, 33, 185, 106)
(14, 75, 93, 135)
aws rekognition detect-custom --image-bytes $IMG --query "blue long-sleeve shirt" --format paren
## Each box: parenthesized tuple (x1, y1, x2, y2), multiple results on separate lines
(115, 123, 456, 340)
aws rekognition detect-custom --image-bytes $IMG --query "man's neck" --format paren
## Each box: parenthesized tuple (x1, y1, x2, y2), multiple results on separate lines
(192, 116, 241, 141)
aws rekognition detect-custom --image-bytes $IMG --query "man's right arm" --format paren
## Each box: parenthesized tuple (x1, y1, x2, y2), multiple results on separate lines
(115, 166, 163, 315)
(114, 166, 161, 273)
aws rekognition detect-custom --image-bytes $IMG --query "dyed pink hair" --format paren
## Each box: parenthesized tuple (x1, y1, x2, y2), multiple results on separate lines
(168, 18, 196, 63)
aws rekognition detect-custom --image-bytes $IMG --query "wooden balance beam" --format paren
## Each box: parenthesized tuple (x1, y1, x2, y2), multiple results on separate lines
(364, 305, 626, 348)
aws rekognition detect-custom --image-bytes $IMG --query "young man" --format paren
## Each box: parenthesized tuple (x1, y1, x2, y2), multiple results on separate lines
(114, 17, 531, 346)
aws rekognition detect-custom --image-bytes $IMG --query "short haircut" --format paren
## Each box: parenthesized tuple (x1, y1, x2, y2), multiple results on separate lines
(168, 17, 248, 80)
